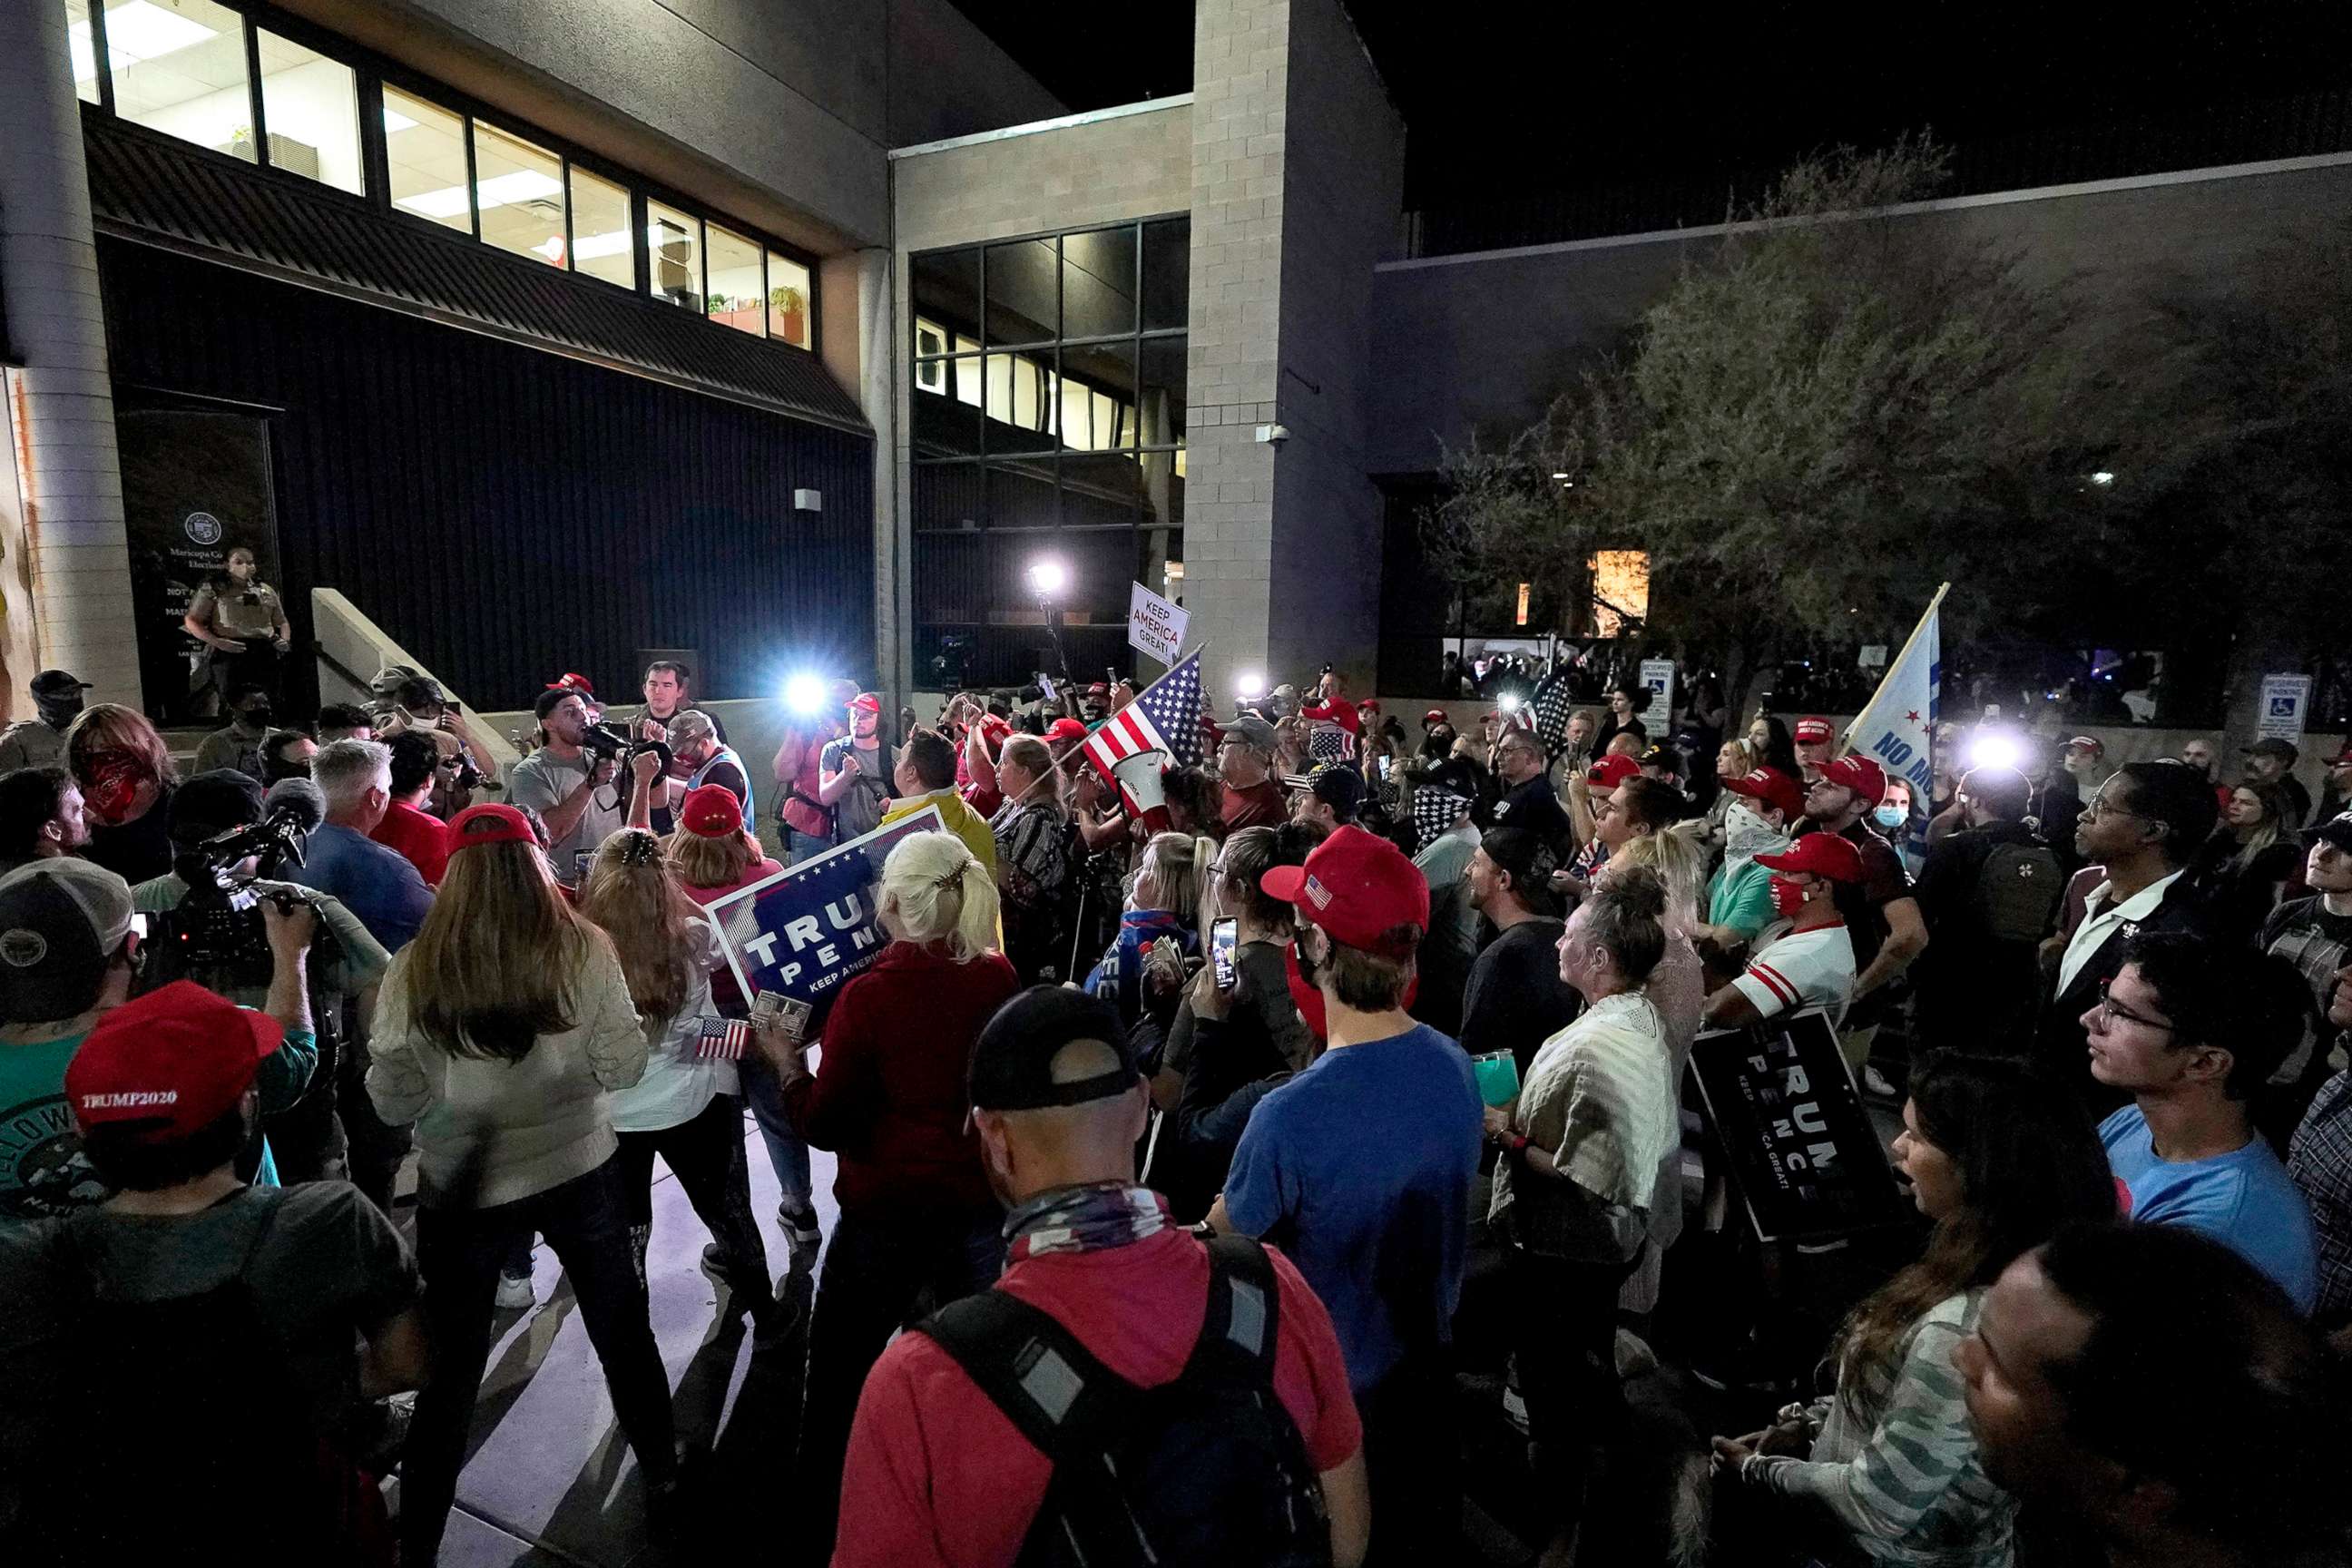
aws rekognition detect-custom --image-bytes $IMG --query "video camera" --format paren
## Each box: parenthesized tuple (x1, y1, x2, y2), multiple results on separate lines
(149, 807, 338, 991)
(582, 719, 672, 776)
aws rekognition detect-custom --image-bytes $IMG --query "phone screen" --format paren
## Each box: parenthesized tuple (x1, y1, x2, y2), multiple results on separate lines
(1210, 916, 1239, 990)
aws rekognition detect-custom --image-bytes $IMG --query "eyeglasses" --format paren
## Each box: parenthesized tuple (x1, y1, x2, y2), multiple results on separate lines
(2097, 979, 2174, 1033)
(2083, 795, 2146, 823)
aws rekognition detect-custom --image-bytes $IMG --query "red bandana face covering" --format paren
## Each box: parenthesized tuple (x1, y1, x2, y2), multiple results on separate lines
(1285, 931, 1419, 1046)
(85, 753, 146, 823)
(1769, 875, 1808, 919)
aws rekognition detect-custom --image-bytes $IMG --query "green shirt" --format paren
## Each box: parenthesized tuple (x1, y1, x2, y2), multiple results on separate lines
(1707, 858, 1777, 945)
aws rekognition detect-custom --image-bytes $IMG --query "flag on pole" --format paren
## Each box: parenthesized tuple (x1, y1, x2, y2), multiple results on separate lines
(1083, 649, 1206, 774)
(1530, 665, 1578, 757)
(1842, 583, 1947, 810)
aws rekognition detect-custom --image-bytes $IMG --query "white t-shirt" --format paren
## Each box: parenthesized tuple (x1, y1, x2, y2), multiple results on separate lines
(1730, 921, 1857, 1029)
(608, 919, 739, 1132)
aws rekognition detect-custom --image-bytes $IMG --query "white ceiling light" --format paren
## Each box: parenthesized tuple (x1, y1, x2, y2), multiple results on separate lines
(571, 229, 632, 260)
(92, 2, 219, 63)
(382, 106, 418, 134)
(395, 168, 563, 221)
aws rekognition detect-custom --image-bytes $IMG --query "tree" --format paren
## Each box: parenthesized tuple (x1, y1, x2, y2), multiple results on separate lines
(1426, 135, 2125, 714)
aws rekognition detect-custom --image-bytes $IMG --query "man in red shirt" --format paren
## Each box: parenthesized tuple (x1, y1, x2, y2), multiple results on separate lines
(369, 731, 450, 887)
(1216, 715, 1287, 830)
(1298, 671, 1363, 737)
(835, 987, 1368, 1568)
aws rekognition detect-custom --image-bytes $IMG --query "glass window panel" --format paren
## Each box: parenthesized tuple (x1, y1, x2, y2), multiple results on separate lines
(1061, 227, 1137, 339)
(1141, 451, 1185, 532)
(1138, 337, 1186, 448)
(912, 358, 982, 456)
(984, 237, 1057, 347)
(914, 316, 950, 362)
(110, 0, 252, 158)
(567, 166, 633, 288)
(768, 252, 813, 348)
(383, 86, 470, 233)
(1059, 340, 1136, 451)
(1062, 454, 1142, 531)
(65, 4, 101, 104)
(1142, 219, 1190, 332)
(254, 29, 362, 194)
(913, 248, 981, 342)
(473, 122, 565, 266)
(985, 352, 1056, 453)
(704, 221, 763, 335)
(987, 462, 1059, 534)
(647, 201, 701, 308)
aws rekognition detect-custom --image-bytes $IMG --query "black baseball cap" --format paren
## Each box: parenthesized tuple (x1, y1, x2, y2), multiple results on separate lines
(1308, 763, 1366, 821)
(0, 859, 135, 1023)
(968, 986, 1139, 1112)
(2306, 810, 2352, 854)
(2244, 737, 2300, 762)
(28, 671, 91, 699)
(170, 769, 264, 846)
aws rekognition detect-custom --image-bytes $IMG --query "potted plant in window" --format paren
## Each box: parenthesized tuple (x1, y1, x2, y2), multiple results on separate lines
(769, 283, 808, 345)
(707, 292, 766, 335)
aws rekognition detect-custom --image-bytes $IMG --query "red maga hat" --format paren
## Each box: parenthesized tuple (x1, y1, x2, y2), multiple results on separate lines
(1722, 764, 1805, 821)
(1756, 831, 1866, 884)
(1259, 825, 1429, 956)
(66, 980, 282, 1144)
(1816, 755, 1888, 808)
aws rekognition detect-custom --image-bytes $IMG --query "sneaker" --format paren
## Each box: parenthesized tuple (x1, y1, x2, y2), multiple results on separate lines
(494, 1270, 534, 1311)
(777, 1200, 821, 1250)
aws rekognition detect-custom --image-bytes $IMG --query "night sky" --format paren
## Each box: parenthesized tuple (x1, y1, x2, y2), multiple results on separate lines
(947, 2, 2352, 217)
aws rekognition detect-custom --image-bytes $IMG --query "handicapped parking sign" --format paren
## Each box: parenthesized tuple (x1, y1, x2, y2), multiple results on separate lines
(2259, 673, 2312, 746)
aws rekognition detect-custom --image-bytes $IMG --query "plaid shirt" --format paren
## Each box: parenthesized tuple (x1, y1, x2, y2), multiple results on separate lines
(2289, 1062, 2352, 1329)
(2264, 897, 2352, 1089)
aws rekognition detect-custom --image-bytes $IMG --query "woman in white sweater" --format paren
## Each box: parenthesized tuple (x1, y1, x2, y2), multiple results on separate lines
(368, 805, 677, 1564)
(1712, 1054, 2116, 1567)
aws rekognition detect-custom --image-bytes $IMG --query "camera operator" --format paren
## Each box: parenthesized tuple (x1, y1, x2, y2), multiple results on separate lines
(818, 692, 896, 845)
(294, 740, 436, 955)
(1, 856, 320, 1219)
(774, 678, 857, 862)
(131, 769, 392, 1193)
(510, 688, 624, 887)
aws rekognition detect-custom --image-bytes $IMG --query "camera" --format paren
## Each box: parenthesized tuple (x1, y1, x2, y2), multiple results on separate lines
(583, 720, 672, 776)
(148, 810, 336, 990)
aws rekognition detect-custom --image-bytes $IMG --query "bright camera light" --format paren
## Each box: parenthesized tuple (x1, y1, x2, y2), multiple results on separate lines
(783, 673, 826, 716)
(1236, 671, 1267, 700)
(1499, 693, 1523, 713)
(2090, 470, 2116, 486)
(1967, 732, 2024, 772)
(1026, 558, 1069, 598)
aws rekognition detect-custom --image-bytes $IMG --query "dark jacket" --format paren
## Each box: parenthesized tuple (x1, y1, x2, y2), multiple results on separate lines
(2035, 867, 2210, 1113)
(1911, 819, 2054, 1051)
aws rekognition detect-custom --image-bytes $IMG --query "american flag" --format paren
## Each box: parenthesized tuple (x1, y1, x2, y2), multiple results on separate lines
(696, 1017, 750, 1060)
(1083, 650, 1206, 773)
(1531, 665, 1578, 757)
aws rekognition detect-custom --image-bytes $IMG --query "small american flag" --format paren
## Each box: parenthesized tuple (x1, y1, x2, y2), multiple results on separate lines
(1531, 665, 1578, 758)
(696, 1017, 750, 1060)
(1083, 650, 1206, 774)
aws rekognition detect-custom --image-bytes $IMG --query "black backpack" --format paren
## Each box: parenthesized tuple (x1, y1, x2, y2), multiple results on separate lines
(1975, 838, 2063, 945)
(917, 1233, 1334, 1568)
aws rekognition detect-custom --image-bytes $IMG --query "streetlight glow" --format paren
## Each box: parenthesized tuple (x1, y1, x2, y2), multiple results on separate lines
(1026, 557, 1069, 598)
(1236, 671, 1267, 700)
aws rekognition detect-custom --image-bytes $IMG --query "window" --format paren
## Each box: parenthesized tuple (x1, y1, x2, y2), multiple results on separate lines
(648, 201, 701, 309)
(255, 30, 363, 194)
(383, 86, 470, 233)
(912, 220, 1189, 686)
(768, 252, 813, 348)
(705, 222, 764, 336)
(567, 166, 633, 288)
(108, 0, 253, 157)
(65, 4, 101, 103)
(473, 122, 564, 266)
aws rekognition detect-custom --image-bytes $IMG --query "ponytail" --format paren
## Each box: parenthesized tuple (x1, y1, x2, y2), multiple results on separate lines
(877, 830, 1003, 962)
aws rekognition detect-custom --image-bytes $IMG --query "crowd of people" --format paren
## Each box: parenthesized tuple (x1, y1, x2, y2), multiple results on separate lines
(1, 652, 2348, 1568)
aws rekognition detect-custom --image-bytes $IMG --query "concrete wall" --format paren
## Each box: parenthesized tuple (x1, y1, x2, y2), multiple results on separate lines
(289, 0, 1063, 252)
(1367, 154, 2352, 475)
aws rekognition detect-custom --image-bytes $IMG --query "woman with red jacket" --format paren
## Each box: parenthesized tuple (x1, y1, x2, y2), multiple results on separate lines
(764, 828, 1017, 1553)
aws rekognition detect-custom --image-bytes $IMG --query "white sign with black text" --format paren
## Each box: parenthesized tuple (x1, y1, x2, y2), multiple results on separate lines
(1127, 581, 1190, 667)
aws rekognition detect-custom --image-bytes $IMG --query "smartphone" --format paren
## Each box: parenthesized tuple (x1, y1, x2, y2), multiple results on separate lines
(1210, 916, 1239, 991)
(130, 912, 149, 940)
(573, 851, 594, 883)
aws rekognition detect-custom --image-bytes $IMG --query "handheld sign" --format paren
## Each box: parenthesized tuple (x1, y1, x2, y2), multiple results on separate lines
(1127, 581, 1190, 667)
(1688, 1010, 1909, 1245)
(703, 806, 946, 1036)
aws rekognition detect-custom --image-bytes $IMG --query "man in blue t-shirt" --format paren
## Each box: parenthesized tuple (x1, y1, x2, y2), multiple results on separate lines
(1208, 825, 1482, 1564)
(2086, 930, 2318, 1311)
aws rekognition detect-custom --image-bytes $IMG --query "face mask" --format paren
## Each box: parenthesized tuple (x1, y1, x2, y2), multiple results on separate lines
(1769, 875, 1808, 919)
(1285, 936, 1330, 1044)
(263, 757, 310, 786)
(1724, 803, 1786, 860)
(85, 753, 145, 821)
(1873, 804, 1908, 830)
(35, 696, 83, 729)
(240, 705, 274, 730)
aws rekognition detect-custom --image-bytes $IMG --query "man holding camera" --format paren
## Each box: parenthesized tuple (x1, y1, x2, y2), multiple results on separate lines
(0, 856, 320, 1220)
(510, 688, 625, 887)
(775, 679, 857, 862)
(818, 692, 895, 846)
(131, 769, 393, 1195)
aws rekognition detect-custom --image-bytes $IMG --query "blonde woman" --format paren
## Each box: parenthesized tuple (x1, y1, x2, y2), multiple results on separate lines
(578, 827, 783, 1340)
(64, 703, 181, 883)
(1083, 830, 1210, 1029)
(762, 829, 1017, 1550)
(366, 805, 678, 1563)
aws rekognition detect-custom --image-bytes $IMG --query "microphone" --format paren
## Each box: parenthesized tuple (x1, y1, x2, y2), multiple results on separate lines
(262, 776, 328, 834)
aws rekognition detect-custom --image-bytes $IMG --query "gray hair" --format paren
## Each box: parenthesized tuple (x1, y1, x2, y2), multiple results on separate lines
(313, 738, 391, 812)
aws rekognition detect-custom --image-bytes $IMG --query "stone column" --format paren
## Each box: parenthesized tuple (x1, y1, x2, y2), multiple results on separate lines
(0, 0, 140, 713)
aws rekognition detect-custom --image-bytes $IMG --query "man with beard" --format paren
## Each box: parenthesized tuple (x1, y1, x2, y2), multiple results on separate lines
(818, 692, 896, 844)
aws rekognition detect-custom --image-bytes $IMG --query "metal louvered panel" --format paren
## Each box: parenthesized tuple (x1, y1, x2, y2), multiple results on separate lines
(100, 239, 876, 710)
(81, 113, 868, 434)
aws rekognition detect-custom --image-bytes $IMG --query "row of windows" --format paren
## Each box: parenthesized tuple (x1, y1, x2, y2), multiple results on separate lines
(65, 0, 815, 350)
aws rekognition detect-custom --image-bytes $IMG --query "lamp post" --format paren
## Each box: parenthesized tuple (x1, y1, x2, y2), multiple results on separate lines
(1026, 556, 1072, 695)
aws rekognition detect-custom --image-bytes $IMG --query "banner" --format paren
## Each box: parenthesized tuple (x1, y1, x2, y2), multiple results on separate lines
(1843, 583, 1946, 810)
(1689, 1012, 1909, 1244)
(1127, 581, 1190, 666)
(703, 805, 946, 1031)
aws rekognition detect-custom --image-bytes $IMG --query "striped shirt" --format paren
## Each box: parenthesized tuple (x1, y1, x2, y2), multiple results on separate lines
(2288, 1066, 2352, 1328)
(1744, 1290, 2016, 1568)
(1490, 991, 1676, 1265)
(1731, 921, 1857, 1030)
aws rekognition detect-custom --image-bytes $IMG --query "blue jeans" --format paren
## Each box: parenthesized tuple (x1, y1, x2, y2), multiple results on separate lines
(739, 1054, 813, 1210)
(788, 828, 833, 865)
